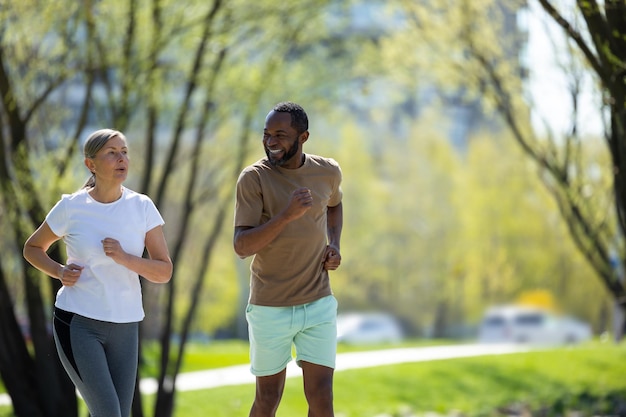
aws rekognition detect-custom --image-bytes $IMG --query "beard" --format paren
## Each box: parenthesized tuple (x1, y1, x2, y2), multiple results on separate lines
(266, 137, 300, 167)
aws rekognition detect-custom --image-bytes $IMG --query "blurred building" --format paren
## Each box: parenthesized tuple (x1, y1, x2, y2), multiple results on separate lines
(330, 0, 529, 153)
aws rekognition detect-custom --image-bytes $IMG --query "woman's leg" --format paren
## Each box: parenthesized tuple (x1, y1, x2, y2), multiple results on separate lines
(105, 321, 139, 417)
(53, 309, 138, 417)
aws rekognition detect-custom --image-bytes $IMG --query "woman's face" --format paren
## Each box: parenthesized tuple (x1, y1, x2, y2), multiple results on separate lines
(86, 135, 129, 185)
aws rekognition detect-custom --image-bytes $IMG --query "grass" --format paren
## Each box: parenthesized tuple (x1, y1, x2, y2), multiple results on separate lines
(141, 339, 251, 376)
(141, 338, 460, 376)
(2, 340, 625, 417)
(163, 341, 626, 417)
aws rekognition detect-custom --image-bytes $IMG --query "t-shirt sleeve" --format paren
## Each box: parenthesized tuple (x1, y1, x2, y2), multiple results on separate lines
(328, 160, 343, 208)
(45, 195, 69, 237)
(144, 197, 165, 232)
(234, 169, 263, 228)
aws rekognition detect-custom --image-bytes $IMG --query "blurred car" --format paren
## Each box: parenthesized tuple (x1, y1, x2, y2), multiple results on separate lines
(336, 312, 404, 344)
(478, 305, 592, 345)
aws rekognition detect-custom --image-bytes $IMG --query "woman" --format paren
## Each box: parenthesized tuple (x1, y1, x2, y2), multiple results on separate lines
(23, 129, 173, 417)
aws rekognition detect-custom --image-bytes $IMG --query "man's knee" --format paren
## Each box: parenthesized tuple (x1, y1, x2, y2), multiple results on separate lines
(251, 372, 286, 415)
(252, 388, 283, 416)
(256, 384, 283, 403)
(302, 364, 334, 404)
(304, 380, 333, 404)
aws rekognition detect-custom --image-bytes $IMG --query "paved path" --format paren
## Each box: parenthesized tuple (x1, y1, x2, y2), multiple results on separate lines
(139, 343, 528, 393)
(0, 343, 528, 406)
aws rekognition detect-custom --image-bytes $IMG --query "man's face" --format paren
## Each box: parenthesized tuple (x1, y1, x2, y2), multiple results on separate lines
(263, 111, 303, 168)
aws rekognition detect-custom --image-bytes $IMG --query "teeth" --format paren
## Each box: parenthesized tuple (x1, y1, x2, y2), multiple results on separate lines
(269, 149, 282, 154)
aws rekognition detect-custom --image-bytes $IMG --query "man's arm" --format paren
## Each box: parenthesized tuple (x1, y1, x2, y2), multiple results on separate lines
(233, 187, 313, 258)
(323, 202, 343, 270)
(327, 202, 343, 250)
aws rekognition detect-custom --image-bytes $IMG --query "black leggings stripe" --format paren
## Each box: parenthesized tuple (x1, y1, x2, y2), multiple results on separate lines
(53, 308, 81, 379)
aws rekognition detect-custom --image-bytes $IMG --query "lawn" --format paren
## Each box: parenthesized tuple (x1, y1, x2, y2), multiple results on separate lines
(1, 340, 625, 417)
(165, 341, 626, 417)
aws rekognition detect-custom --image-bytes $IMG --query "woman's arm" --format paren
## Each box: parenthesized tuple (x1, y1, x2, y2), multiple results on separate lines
(23, 222, 84, 286)
(102, 225, 173, 283)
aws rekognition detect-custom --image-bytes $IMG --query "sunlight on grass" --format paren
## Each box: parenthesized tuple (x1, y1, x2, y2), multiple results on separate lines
(139, 338, 452, 376)
(151, 341, 626, 417)
(2, 341, 625, 417)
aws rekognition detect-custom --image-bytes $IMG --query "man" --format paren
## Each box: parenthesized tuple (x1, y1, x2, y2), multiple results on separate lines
(233, 101, 343, 417)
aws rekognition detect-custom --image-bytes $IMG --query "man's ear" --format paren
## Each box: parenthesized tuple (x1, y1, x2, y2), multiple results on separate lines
(299, 131, 309, 144)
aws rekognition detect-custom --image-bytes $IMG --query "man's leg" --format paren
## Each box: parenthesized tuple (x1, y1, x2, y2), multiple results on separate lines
(249, 369, 287, 417)
(246, 303, 296, 417)
(294, 296, 338, 417)
(302, 361, 334, 417)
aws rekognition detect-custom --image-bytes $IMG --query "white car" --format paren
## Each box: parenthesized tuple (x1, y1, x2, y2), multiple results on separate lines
(478, 305, 592, 345)
(336, 312, 404, 345)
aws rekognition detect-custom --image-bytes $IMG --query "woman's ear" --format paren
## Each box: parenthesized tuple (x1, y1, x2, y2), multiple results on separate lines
(84, 158, 95, 173)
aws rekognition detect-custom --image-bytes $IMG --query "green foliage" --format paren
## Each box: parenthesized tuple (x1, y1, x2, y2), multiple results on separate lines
(455, 132, 608, 321)
(326, 110, 609, 336)
(375, 0, 625, 325)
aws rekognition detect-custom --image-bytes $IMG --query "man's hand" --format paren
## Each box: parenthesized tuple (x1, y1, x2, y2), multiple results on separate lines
(323, 245, 341, 270)
(283, 187, 313, 221)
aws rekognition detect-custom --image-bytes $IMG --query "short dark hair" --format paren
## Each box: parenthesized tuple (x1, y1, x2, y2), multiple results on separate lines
(273, 101, 308, 134)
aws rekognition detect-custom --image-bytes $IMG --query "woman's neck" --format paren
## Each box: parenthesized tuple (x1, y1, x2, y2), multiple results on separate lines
(89, 185, 123, 203)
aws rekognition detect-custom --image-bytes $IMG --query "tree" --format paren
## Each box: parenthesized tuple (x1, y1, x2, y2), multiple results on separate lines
(0, 3, 86, 415)
(327, 110, 607, 337)
(387, 0, 625, 337)
(0, 0, 355, 416)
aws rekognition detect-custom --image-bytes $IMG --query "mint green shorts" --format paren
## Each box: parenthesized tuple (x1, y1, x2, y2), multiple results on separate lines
(245, 295, 338, 377)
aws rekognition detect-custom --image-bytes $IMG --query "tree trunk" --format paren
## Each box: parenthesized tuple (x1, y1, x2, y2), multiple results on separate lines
(0, 267, 43, 417)
(614, 301, 626, 342)
(0, 71, 79, 416)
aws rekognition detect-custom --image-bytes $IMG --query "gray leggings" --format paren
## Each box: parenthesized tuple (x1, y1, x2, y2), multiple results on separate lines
(53, 308, 139, 417)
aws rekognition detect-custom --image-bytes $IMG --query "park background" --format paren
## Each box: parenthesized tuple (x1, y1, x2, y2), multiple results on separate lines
(1, 0, 625, 416)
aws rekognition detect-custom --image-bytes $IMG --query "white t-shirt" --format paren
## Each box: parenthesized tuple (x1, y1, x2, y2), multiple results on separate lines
(46, 187, 164, 323)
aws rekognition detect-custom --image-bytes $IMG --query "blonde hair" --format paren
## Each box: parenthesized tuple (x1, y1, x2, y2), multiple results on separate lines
(82, 129, 126, 189)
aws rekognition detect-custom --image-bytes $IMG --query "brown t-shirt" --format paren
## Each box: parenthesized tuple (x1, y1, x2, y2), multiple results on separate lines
(234, 154, 343, 306)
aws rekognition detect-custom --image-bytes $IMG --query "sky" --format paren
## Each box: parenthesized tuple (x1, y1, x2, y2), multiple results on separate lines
(523, 1, 605, 138)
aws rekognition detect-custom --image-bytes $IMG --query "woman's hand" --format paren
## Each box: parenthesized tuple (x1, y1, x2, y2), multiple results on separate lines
(102, 237, 128, 264)
(59, 263, 84, 286)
